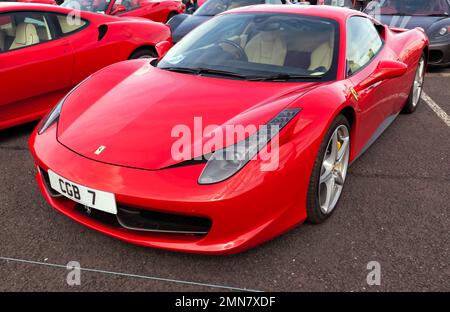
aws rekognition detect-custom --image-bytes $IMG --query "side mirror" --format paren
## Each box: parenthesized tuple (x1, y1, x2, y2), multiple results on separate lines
(359, 60, 408, 89)
(155, 41, 172, 59)
(110, 4, 126, 15)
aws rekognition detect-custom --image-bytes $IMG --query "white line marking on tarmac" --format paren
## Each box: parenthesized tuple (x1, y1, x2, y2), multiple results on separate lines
(421, 92, 450, 128)
(0, 256, 262, 292)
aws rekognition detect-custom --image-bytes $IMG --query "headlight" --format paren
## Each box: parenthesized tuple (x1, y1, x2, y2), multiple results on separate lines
(198, 108, 301, 185)
(38, 76, 91, 135)
(38, 98, 64, 135)
(438, 26, 448, 36)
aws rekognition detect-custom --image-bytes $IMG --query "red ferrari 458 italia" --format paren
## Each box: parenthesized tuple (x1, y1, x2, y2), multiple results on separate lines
(60, 0, 186, 23)
(0, 3, 171, 129)
(30, 5, 428, 254)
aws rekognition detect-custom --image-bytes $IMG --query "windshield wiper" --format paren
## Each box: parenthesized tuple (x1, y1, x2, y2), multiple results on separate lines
(248, 73, 323, 82)
(195, 68, 250, 79)
(161, 67, 249, 79)
(160, 67, 200, 74)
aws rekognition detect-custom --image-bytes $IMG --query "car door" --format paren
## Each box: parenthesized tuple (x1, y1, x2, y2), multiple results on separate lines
(50, 12, 98, 84)
(54, 12, 132, 84)
(345, 16, 400, 155)
(0, 11, 74, 127)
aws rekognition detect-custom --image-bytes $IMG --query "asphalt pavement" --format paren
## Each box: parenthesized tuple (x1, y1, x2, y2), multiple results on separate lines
(0, 68, 449, 292)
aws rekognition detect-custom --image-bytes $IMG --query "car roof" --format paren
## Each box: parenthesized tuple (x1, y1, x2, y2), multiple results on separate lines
(0, 3, 69, 13)
(222, 4, 364, 23)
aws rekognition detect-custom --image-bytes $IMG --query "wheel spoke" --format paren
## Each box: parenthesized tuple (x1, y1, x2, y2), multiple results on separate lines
(336, 136, 349, 163)
(320, 162, 333, 184)
(321, 176, 335, 212)
(335, 171, 344, 186)
(419, 60, 425, 79)
(330, 132, 338, 162)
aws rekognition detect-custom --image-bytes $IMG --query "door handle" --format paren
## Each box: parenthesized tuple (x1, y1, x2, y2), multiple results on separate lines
(61, 42, 71, 53)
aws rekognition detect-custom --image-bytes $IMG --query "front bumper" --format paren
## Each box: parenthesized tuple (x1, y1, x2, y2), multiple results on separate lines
(29, 125, 315, 254)
(429, 41, 450, 66)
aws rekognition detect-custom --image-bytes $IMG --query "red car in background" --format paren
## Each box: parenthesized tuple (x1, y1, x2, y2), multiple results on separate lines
(61, 0, 185, 23)
(0, 3, 171, 130)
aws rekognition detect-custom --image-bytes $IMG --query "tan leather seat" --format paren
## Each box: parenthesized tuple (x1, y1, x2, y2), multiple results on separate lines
(308, 42, 333, 73)
(245, 31, 287, 66)
(57, 15, 86, 34)
(9, 23, 39, 50)
(0, 30, 5, 51)
(36, 26, 50, 41)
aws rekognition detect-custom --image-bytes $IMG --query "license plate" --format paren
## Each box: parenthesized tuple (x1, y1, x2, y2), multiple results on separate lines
(47, 170, 117, 214)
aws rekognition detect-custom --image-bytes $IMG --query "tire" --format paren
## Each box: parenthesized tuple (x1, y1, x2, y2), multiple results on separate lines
(129, 48, 157, 60)
(166, 12, 177, 23)
(402, 54, 426, 114)
(306, 115, 351, 224)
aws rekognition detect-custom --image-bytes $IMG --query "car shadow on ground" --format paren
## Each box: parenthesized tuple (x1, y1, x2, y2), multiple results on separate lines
(0, 122, 38, 145)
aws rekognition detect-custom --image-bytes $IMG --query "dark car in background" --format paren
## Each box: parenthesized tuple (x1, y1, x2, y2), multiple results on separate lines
(317, 0, 367, 10)
(365, 0, 450, 66)
(168, 0, 288, 43)
(321, 0, 354, 8)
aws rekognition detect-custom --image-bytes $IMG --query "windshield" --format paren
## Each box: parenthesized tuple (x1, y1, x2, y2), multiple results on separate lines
(158, 13, 339, 81)
(62, 0, 111, 14)
(364, 0, 450, 16)
(194, 0, 265, 16)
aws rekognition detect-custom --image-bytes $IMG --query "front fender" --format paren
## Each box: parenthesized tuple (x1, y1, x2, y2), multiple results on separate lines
(287, 81, 358, 162)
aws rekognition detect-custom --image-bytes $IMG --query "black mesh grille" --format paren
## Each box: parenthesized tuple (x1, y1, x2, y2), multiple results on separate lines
(116, 206, 212, 235)
(75, 204, 121, 228)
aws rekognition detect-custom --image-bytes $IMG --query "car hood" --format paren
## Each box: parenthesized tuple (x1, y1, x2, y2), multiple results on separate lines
(57, 60, 319, 170)
(172, 15, 212, 43)
(379, 15, 447, 34)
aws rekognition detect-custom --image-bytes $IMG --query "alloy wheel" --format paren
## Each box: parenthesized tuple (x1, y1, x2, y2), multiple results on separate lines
(412, 57, 425, 107)
(319, 125, 350, 214)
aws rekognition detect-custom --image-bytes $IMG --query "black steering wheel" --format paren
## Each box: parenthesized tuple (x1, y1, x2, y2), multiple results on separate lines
(216, 39, 247, 61)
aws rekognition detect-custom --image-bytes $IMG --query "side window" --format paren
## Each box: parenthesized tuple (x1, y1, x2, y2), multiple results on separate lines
(267, 0, 283, 4)
(346, 16, 383, 75)
(56, 14, 87, 35)
(0, 12, 54, 53)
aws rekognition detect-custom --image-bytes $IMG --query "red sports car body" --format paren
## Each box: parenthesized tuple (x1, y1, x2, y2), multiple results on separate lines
(59, 0, 185, 23)
(30, 5, 428, 254)
(0, 3, 171, 130)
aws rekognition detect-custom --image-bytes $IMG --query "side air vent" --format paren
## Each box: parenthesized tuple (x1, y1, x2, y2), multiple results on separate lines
(98, 25, 108, 41)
